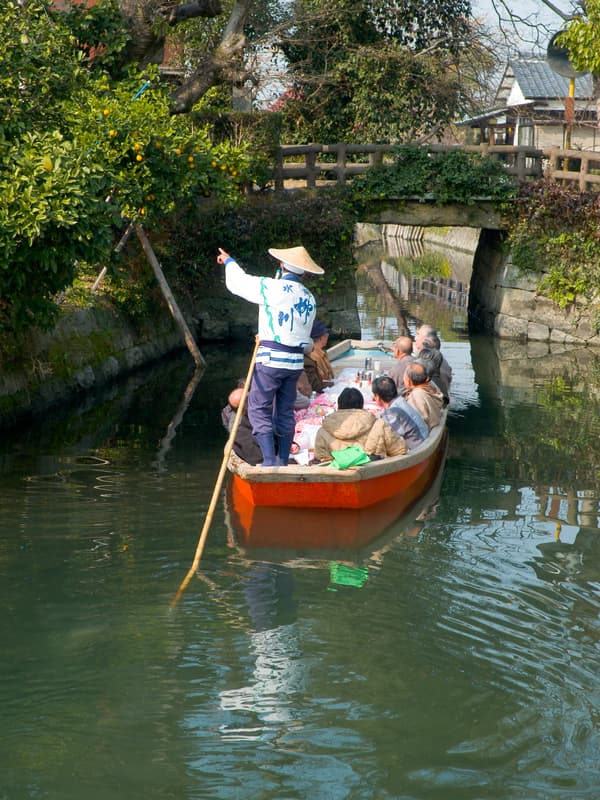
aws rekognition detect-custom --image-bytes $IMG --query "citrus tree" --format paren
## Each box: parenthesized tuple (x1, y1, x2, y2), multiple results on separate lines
(0, 0, 256, 332)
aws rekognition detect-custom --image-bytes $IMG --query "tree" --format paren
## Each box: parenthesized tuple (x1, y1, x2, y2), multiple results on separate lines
(0, 0, 259, 332)
(553, 0, 600, 124)
(269, 0, 496, 143)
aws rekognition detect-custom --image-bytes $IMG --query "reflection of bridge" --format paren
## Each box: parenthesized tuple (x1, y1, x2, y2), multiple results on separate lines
(380, 263, 468, 312)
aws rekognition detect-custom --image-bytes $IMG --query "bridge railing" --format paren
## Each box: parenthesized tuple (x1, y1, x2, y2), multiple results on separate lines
(544, 147, 600, 191)
(272, 142, 600, 191)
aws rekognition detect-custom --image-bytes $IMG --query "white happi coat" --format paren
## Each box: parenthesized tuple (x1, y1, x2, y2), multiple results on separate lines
(224, 257, 316, 370)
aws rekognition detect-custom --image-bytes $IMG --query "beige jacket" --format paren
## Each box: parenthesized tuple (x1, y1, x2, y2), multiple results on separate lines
(314, 409, 407, 462)
(406, 383, 444, 430)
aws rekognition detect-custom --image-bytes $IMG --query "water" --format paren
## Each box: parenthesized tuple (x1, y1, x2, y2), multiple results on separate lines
(2, 240, 600, 799)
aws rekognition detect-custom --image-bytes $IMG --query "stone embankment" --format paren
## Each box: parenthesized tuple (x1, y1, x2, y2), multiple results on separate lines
(0, 303, 187, 428)
(365, 223, 600, 347)
(470, 230, 600, 347)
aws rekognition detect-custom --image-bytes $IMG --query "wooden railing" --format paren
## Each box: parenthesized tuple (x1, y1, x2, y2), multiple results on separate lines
(544, 147, 600, 190)
(272, 142, 600, 192)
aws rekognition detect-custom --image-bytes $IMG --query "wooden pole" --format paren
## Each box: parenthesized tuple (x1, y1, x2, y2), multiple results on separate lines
(92, 222, 135, 294)
(171, 337, 260, 606)
(134, 224, 205, 369)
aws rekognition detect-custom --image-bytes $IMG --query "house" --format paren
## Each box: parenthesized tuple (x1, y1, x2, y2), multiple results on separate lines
(459, 57, 597, 151)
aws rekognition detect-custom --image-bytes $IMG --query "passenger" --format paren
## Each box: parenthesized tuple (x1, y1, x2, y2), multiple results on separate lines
(416, 346, 450, 405)
(220, 388, 263, 466)
(403, 362, 444, 431)
(314, 386, 407, 463)
(217, 245, 323, 466)
(222, 377, 309, 432)
(304, 320, 335, 394)
(414, 324, 452, 398)
(386, 335, 415, 395)
(296, 370, 313, 407)
(371, 375, 428, 450)
(221, 384, 245, 432)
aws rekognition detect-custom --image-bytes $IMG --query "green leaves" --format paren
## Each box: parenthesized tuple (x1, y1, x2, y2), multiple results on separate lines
(0, 1, 266, 332)
(508, 180, 600, 308)
(555, 3, 600, 76)
(276, 0, 476, 144)
(351, 146, 516, 205)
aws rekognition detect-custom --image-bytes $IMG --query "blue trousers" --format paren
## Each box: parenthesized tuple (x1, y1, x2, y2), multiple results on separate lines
(248, 364, 300, 438)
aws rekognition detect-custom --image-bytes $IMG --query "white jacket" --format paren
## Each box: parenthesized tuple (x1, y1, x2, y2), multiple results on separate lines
(225, 258, 316, 370)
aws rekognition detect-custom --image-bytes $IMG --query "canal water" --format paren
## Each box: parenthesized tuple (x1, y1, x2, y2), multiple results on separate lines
(2, 235, 600, 799)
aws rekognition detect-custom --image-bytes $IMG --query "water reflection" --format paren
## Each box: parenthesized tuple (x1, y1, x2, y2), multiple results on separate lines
(3, 233, 600, 799)
(355, 232, 472, 340)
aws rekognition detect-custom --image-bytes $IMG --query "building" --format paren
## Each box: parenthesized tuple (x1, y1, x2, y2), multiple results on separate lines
(460, 57, 597, 151)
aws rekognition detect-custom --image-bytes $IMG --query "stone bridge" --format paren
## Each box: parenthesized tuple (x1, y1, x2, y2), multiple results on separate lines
(271, 142, 600, 346)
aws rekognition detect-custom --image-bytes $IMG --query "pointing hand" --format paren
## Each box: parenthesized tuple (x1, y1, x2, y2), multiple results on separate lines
(217, 247, 230, 265)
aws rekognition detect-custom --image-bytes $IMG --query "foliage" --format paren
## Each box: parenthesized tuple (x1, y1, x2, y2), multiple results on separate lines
(273, 0, 478, 143)
(555, 1, 600, 76)
(507, 180, 600, 308)
(193, 110, 283, 188)
(157, 192, 358, 299)
(350, 146, 517, 205)
(0, 0, 266, 333)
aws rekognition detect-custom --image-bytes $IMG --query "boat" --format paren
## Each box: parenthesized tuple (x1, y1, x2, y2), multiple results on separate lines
(226, 339, 448, 549)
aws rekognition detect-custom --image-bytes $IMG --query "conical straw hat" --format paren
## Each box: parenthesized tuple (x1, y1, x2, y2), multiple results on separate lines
(268, 246, 324, 275)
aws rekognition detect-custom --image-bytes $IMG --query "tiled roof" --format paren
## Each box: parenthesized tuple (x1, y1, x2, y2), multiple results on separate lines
(511, 59, 593, 100)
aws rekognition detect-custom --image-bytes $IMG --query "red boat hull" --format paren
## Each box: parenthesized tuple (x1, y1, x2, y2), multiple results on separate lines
(227, 429, 448, 550)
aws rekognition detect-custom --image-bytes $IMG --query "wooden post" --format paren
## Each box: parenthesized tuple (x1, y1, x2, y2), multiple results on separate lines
(336, 142, 346, 186)
(91, 222, 135, 294)
(134, 225, 205, 369)
(306, 148, 318, 188)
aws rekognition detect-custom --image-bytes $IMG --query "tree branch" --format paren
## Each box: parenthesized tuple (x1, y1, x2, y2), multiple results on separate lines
(170, 0, 248, 113)
(166, 0, 222, 26)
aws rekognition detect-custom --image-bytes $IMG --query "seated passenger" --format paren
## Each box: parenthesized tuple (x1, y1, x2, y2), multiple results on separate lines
(221, 388, 263, 465)
(222, 386, 302, 465)
(304, 320, 335, 394)
(404, 363, 444, 431)
(416, 346, 450, 405)
(295, 370, 313, 408)
(223, 376, 309, 431)
(371, 375, 428, 450)
(386, 335, 415, 395)
(221, 385, 245, 432)
(414, 324, 452, 398)
(314, 386, 407, 463)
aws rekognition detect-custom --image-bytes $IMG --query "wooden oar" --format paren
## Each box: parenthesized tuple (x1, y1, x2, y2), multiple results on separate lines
(171, 337, 260, 607)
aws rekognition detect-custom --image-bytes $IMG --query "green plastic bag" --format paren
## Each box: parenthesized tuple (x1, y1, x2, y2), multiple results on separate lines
(329, 445, 371, 469)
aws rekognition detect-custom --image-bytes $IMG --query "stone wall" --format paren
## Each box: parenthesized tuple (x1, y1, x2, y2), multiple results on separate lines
(469, 229, 600, 347)
(0, 303, 188, 427)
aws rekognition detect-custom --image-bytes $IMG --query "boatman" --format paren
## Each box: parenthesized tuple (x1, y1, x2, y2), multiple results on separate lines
(216, 245, 324, 466)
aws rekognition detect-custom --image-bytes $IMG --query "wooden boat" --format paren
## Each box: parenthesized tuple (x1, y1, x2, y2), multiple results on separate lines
(226, 339, 448, 549)
(226, 437, 447, 552)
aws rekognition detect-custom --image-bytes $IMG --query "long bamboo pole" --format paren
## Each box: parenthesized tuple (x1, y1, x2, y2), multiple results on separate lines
(171, 337, 260, 606)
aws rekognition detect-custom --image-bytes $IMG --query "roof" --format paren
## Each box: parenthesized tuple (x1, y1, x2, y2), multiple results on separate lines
(456, 108, 511, 126)
(499, 59, 593, 103)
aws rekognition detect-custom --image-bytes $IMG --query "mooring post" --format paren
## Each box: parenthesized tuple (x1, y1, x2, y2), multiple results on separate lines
(134, 225, 205, 369)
